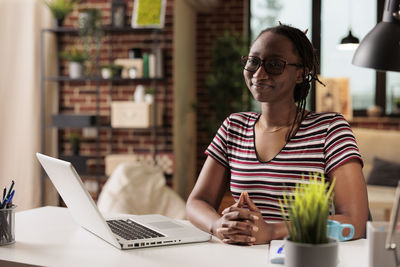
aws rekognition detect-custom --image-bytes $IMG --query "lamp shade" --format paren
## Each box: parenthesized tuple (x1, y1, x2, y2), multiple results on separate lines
(352, 0, 400, 72)
(337, 30, 359, 50)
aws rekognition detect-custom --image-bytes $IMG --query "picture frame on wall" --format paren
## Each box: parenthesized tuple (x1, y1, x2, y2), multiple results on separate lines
(131, 0, 166, 28)
(316, 76, 353, 121)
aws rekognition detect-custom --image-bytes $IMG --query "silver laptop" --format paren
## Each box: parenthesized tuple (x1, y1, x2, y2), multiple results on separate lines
(36, 153, 210, 250)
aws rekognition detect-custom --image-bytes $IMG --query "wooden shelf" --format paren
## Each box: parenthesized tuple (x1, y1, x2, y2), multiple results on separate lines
(42, 26, 164, 34)
(45, 76, 164, 83)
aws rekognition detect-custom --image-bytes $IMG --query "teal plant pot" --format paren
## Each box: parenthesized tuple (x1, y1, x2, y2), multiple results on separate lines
(284, 237, 338, 267)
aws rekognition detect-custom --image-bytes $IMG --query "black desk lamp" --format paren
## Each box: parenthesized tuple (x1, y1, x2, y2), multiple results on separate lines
(352, 0, 400, 72)
(352, 0, 400, 265)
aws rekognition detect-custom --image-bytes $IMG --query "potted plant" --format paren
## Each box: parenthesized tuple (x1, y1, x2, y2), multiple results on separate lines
(101, 64, 123, 79)
(144, 87, 154, 103)
(78, 8, 103, 76)
(69, 132, 81, 155)
(279, 174, 338, 267)
(43, 0, 78, 27)
(60, 47, 88, 79)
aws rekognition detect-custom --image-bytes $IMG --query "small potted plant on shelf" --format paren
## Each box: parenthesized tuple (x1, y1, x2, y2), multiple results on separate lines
(279, 174, 337, 267)
(69, 132, 81, 155)
(43, 0, 78, 27)
(60, 47, 88, 79)
(101, 64, 123, 79)
(144, 87, 154, 103)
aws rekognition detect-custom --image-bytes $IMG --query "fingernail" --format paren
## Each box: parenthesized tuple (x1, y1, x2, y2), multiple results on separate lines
(252, 215, 259, 220)
(253, 226, 259, 232)
(250, 237, 256, 242)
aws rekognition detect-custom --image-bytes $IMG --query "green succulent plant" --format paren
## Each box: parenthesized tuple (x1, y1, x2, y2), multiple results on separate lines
(43, 0, 78, 20)
(69, 132, 81, 155)
(60, 47, 88, 63)
(279, 173, 336, 244)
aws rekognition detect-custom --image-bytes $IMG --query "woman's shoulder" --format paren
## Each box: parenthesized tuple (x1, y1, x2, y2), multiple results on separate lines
(303, 111, 347, 124)
(227, 111, 260, 123)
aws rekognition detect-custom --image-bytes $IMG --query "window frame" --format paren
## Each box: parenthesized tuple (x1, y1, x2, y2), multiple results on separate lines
(248, 0, 387, 116)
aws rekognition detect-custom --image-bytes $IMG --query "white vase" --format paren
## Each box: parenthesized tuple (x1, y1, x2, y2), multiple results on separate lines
(144, 94, 154, 104)
(284, 237, 338, 267)
(134, 85, 145, 102)
(69, 62, 84, 79)
(101, 68, 112, 79)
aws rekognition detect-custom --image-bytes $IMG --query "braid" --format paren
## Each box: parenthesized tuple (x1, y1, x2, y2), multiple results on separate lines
(255, 24, 325, 141)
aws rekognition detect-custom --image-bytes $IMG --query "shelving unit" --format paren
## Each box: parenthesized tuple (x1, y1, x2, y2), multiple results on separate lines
(40, 26, 167, 205)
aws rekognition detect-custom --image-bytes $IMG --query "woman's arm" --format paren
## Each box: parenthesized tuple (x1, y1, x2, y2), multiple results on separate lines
(186, 156, 259, 244)
(186, 156, 231, 234)
(329, 158, 369, 239)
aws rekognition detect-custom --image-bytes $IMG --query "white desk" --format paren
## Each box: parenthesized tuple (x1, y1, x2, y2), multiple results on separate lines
(0, 206, 368, 267)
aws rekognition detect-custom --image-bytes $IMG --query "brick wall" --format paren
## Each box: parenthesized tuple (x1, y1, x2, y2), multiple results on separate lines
(195, 0, 247, 175)
(55, 0, 174, 197)
(55, 0, 246, 198)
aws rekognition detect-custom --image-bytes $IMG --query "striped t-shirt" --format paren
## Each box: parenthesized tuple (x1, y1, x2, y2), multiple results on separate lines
(205, 111, 363, 222)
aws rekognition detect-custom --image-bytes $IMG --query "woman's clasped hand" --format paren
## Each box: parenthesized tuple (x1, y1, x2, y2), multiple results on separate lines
(213, 192, 272, 245)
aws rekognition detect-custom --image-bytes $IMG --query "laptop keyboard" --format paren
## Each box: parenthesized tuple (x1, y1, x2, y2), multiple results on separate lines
(107, 219, 165, 240)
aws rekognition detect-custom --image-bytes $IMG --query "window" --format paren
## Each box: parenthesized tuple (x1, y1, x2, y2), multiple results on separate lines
(321, 0, 376, 110)
(250, 0, 397, 116)
(251, 0, 312, 42)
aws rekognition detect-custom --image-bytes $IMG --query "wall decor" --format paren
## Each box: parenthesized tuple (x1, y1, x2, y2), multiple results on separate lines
(131, 0, 166, 28)
(111, 0, 126, 27)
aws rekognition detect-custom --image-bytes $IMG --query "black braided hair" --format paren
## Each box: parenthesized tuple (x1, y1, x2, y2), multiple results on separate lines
(254, 23, 325, 141)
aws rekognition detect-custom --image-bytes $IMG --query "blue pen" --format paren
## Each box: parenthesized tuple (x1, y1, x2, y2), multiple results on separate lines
(7, 190, 15, 204)
(1, 190, 14, 209)
(5, 180, 14, 199)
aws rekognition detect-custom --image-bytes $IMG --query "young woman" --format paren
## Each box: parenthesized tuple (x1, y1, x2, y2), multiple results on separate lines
(186, 24, 369, 245)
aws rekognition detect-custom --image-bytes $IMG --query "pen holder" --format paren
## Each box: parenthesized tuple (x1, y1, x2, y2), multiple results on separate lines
(0, 204, 16, 245)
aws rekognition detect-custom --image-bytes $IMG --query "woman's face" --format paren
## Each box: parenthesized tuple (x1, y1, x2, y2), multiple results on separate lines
(244, 32, 304, 104)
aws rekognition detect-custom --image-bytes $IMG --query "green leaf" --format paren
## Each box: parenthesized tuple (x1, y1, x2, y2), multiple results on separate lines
(278, 173, 336, 244)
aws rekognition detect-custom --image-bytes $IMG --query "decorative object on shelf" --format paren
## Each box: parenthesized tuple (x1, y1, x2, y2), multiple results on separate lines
(78, 8, 103, 75)
(279, 174, 338, 267)
(111, 101, 162, 128)
(141, 50, 163, 78)
(59, 47, 88, 78)
(43, 0, 78, 27)
(133, 84, 145, 102)
(111, 0, 126, 28)
(114, 58, 143, 78)
(205, 31, 250, 137)
(128, 48, 143, 59)
(315, 76, 352, 121)
(337, 0, 359, 50)
(367, 105, 383, 117)
(68, 132, 81, 155)
(144, 87, 154, 104)
(101, 64, 123, 79)
(131, 0, 166, 28)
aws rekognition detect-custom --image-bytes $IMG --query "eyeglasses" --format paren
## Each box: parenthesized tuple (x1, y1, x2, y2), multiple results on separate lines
(241, 56, 303, 75)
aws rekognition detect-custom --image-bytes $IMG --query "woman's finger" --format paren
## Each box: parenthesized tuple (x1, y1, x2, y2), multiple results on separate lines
(243, 191, 260, 212)
(222, 234, 256, 244)
(221, 220, 259, 235)
(223, 210, 259, 222)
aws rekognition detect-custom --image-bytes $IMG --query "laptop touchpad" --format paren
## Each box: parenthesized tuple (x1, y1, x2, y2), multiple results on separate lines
(149, 221, 183, 229)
